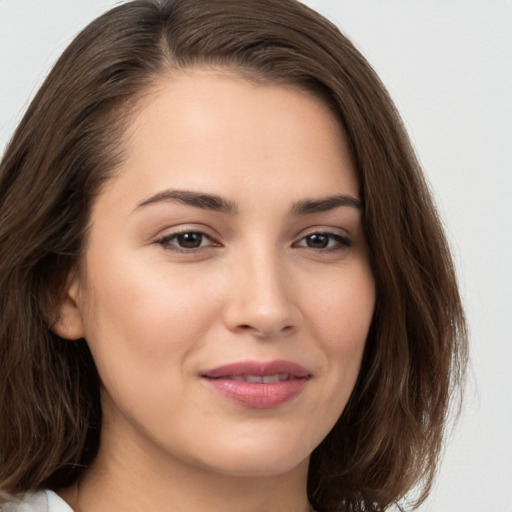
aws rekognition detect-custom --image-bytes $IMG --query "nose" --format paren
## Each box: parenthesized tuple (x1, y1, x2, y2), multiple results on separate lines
(223, 249, 299, 339)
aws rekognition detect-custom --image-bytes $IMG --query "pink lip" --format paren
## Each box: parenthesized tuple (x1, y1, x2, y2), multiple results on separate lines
(200, 360, 311, 409)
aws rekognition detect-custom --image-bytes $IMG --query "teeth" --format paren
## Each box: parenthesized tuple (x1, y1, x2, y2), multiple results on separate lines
(231, 373, 290, 383)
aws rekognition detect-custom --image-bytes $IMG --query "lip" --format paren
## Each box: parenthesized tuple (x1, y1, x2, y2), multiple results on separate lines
(200, 360, 311, 409)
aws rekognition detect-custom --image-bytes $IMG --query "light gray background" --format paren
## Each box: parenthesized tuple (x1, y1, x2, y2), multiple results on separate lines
(1, 1, 511, 511)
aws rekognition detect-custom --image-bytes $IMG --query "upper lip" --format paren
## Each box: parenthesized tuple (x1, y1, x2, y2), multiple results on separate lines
(200, 360, 311, 379)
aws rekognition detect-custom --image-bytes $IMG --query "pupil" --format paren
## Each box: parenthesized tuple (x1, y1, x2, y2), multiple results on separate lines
(177, 232, 202, 248)
(307, 234, 329, 248)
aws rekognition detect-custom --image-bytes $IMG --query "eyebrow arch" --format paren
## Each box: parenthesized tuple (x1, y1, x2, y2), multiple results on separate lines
(291, 195, 363, 215)
(135, 189, 238, 214)
(135, 189, 362, 216)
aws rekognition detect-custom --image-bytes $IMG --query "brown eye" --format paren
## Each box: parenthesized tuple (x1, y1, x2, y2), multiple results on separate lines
(158, 231, 216, 251)
(305, 233, 330, 249)
(295, 232, 353, 250)
(175, 232, 205, 248)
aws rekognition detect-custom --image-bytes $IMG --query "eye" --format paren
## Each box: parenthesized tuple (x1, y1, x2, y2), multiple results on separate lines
(157, 230, 219, 251)
(294, 232, 352, 250)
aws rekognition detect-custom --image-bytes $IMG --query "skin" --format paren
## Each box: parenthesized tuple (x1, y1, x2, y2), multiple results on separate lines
(56, 69, 375, 512)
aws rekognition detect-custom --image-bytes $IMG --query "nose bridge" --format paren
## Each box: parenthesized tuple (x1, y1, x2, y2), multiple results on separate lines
(225, 237, 296, 337)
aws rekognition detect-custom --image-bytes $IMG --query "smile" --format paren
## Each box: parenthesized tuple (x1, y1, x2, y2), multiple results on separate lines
(231, 373, 292, 383)
(200, 360, 311, 409)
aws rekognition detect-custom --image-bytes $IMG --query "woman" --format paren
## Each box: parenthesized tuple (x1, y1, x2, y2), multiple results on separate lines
(0, 0, 467, 511)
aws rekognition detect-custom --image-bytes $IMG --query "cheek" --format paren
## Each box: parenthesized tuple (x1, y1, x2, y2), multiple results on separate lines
(289, 264, 374, 449)
(303, 262, 375, 400)
(78, 250, 222, 387)
(306, 263, 375, 353)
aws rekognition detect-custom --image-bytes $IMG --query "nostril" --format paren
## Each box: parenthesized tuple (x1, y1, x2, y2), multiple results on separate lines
(236, 323, 295, 336)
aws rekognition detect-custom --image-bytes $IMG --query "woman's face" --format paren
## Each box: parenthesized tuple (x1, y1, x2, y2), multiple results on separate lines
(62, 69, 375, 478)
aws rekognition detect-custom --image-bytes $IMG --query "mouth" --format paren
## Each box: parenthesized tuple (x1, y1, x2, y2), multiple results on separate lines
(230, 373, 295, 383)
(200, 360, 311, 409)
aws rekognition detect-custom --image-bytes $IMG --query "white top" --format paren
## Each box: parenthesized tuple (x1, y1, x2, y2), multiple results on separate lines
(1, 490, 72, 512)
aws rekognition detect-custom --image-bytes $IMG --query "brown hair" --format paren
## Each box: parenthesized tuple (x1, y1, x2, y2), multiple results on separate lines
(0, 0, 467, 510)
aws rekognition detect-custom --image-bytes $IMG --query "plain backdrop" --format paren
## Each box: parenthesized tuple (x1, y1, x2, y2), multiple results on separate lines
(1, 1, 511, 511)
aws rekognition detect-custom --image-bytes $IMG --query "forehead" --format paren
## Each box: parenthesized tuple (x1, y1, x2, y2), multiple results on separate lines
(100, 68, 359, 210)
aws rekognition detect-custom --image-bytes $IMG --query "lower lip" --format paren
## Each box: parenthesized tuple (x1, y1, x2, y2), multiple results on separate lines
(202, 378, 309, 409)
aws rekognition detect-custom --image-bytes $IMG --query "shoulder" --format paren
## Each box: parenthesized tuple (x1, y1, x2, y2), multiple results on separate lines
(1, 491, 72, 512)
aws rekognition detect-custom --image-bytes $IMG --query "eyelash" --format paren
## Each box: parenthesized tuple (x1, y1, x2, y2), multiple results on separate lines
(156, 229, 220, 253)
(293, 232, 353, 251)
(155, 229, 353, 253)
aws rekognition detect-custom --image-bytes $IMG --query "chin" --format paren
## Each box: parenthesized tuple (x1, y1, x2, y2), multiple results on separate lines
(191, 438, 311, 478)
(210, 456, 309, 478)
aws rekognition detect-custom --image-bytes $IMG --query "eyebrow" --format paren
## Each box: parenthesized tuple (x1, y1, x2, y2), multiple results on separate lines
(136, 189, 238, 214)
(291, 194, 363, 215)
(135, 189, 362, 215)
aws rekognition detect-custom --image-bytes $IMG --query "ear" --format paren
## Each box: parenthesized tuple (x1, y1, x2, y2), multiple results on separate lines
(51, 277, 85, 340)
